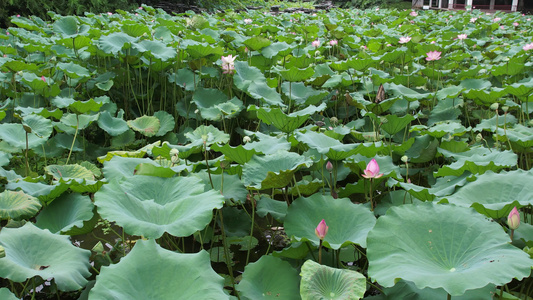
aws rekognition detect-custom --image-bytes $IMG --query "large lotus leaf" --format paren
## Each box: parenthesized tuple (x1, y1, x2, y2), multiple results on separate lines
(194, 171, 247, 205)
(242, 151, 312, 190)
(185, 43, 224, 58)
(0, 123, 48, 149)
(398, 174, 469, 201)
(45, 164, 95, 181)
(0, 190, 41, 220)
(284, 194, 376, 249)
(256, 195, 288, 222)
(261, 41, 291, 59)
(380, 114, 415, 136)
(98, 32, 137, 55)
(248, 103, 326, 133)
(185, 125, 229, 147)
(6, 180, 69, 204)
(236, 255, 300, 300)
(67, 98, 103, 114)
(154, 111, 175, 136)
(496, 124, 533, 150)
(439, 169, 533, 218)
(0, 222, 91, 291)
(434, 146, 517, 177)
(367, 202, 533, 296)
(97, 111, 129, 136)
(473, 114, 517, 133)
(384, 83, 432, 101)
(295, 131, 361, 160)
(382, 280, 496, 300)
(192, 88, 243, 121)
(167, 68, 200, 91)
(300, 259, 366, 300)
(211, 143, 259, 164)
(127, 115, 160, 137)
(134, 40, 176, 61)
(35, 193, 94, 234)
(280, 66, 314, 82)
(247, 81, 285, 106)
(22, 114, 53, 139)
(242, 130, 291, 155)
(95, 175, 224, 239)
(0, 288, 18, 300)
(282, 82, 330, 106)
(243, 36, 272, 51)
(89, 239, 228, 300)
(57, 62, 90, 79)
(234, 61, 266, 91)
(53, 16, 88, 37)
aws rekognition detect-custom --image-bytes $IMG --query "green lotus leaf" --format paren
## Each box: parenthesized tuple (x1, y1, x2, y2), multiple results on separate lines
(295, 131, 362, 160)
(474, 114, 517, 132)
(289, 177, 323, 197)
(496, 124, 533, 150)
(248, 103, 326, 133)
(226, 236, 258, 251)
(0, 288, 18, 300)
(53, 16, 88, 37)
(434, 146, 517, 177)
(261, 41, 291, 59)
(154, 111, 175, 136)
(167, 68, 200, 91)
(194, 171, 247, 205)
(134, 163, 177, 178)
(22, 114, 53, 139)
(210, 246, 234, 264)
(98, 32, 137, 55)
(211, 143, 259, 164)
(234, 61, 266, 91)
(0, 222, 91, 291)
(398, 174, 469, 201)
(384, 83, 432, 101)
(344, 154, 403, 181)
(505, 77, 533, 98)
(281, 82, 329, 106)
(57, 62, 90, 79)
(242, 130, 291, 155)
(134, 40, 176, 61)
(97, 111, 129, 136)
(242, 151, 312, 190)
(463, 89, 506, 105)
(185, 43, 224, 58)
(0, 190, 41, 220)
(21, 72, 47, 90)
(127, 115, 160, 137)
(0, 151, 11, 167)
(404, 135, 439, 164)
(243, 36, 272, 51)
(285, 194, 376, 249)
(185, 125, 229, 147)
(192, 88, 243, 121)
(95, 175, 224, 239)
(237, 255, 300, 300)
(256, 195, 288, 222)
(35, 193, 94, 234)
(280, 66, 315, 82)
(90, 239, 228, 299)
(459, 78, 492, 91)
(110, 129, 136, 148)
(45, 164, 95, 181)
(68, 98, 103, 114)
(382, 280, 496, 300)
(247, 81, 285, 106)
(6, 180, 69, 204)
(367, 202, 533, 296)
(300, 259, 366, 300)
(439, 169, 533, 218)
(0, 123, 48, 149)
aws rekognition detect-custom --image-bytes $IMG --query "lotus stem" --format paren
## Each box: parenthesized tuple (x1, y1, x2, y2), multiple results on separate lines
(204, 142, 214, 189)
(25, 132, 30, 177)
(369, 178, 374, 211)
(318, 239, 323, 264)
(217, 210, 237, 296)
(447, 293, 451, 300)
(65, 114, 79, 165)
(293, 174, 302, 198)
(246, 195, 255, 265)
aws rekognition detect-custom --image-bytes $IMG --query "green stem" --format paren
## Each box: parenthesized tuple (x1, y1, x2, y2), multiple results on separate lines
(318, 239, 323, 264)
(246, 195, 255, 265)
(66, 114, 79, 165)
(218, 211, 237, 296)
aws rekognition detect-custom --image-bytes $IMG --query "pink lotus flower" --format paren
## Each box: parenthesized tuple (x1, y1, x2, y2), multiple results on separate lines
(457, 34, 467, 40)
(399, 36, 411, 44)
(425, 51, 442, 61)
(470, 17, 478, 23)
(221, 55, 237, 74)
(507, 207, 520, 230)
(107, 12, 112, 16)
(362, 158, 383, 179)
(244, 18, 252, 24)
(513, 22, 519, 26)
(41, 76, 46, 82)
(493, 17, 501, 22)
(500, 26, 505, 29)
(523, 43, 533, 51)
(329, 39, 338, 46)
(326, 161, 333, 172)
(315, 219, 329, 240)
(312, 40, 320, 48)
(430, 41, 436, 44)
(410, 11, 418, 17)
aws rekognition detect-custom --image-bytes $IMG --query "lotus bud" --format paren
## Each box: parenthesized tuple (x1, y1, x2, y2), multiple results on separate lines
(330, 117, 338, 124)
(315, 219, 329, 240)
(508, 207, 520, 230)
(326, 161, 333, 172)
(490, 102, 499, 111)
(401, 155, 409, 163)
(475, 133, 483, 142)
(502, 106, 509, 113)
(243, 136, 251, 143)
(315, 50, 321, 57)
(362, 158, 384, 179)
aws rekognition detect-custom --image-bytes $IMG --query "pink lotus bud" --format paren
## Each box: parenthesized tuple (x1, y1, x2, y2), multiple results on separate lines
(329, 39, 338, 46)
(41, 76, 46, 82)
(362, 158, 384, 179)
(312, 40, 320, 48)
(315, 219, 329, 240)
(326, 161, 333, 172)
(508, 207, 520, 230)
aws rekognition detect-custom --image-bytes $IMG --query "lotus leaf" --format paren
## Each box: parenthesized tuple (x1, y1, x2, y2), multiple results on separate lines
(90, 239, 228, 299)
(35, 193, 94, 234)
(237, 255, 300, 300)
(0, 190, 41, 220)
(284, 194, 376, 249)
(367, 202, 533, 296)
(127, 115, 160, 137)
(0, 223, 91, 291)
(95, 175, 224, 238)
(300, 259, 366, 300)
(435, 146, 517, 177)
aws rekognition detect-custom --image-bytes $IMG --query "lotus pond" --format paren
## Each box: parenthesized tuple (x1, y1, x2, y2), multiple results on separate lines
(1, 5, 533, 299)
